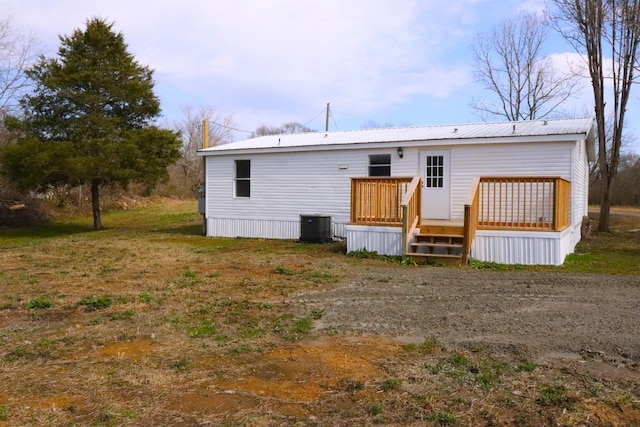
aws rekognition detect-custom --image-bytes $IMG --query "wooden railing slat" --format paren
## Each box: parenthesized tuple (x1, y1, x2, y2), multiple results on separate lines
(350, 176, 571, 264)
(475, 177, 570, 232)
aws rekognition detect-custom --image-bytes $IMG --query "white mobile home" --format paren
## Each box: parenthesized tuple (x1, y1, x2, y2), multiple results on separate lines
(198, 118, 595, 266)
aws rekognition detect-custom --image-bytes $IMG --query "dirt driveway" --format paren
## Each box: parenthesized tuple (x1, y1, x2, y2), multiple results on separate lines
(294, 266, 640, 365)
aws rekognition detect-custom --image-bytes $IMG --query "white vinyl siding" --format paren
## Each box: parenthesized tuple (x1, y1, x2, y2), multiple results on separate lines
(201, 126, 591, 265)
(447, 141, 573, 220)
(205, 141, 575, 237)
(571, 138, 589, 224)
(205, 148, 402, 238)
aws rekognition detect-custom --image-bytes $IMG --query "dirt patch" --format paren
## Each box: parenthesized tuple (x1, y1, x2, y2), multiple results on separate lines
(168, 392, 260, 415)
(213, 336, 397, 403)
(293, 268, 640, 365)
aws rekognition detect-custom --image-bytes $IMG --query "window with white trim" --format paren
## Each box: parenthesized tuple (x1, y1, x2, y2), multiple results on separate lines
(234, 160, 250, 197)
(368, 154, 391, 176)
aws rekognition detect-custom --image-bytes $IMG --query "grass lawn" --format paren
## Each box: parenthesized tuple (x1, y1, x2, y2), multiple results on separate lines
(0, 200, 638, 426)
(562, 208, 640, 275)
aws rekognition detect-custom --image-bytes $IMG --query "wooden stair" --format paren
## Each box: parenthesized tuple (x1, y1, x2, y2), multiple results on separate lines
(406, 221, 465, 265)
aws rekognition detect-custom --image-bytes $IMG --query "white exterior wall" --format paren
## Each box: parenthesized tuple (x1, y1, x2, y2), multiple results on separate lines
(203, 137, 589, 265)
(471, 227, 574, 266)
(205, 147, 405, 240)
(346, 225, 404, 255)
(447, 141, 573, 220)
(361, 140, 574, 220)
(569, 138, 590, 247)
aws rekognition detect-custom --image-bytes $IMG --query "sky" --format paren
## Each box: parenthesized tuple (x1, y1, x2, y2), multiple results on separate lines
(2, 0, 639, 150)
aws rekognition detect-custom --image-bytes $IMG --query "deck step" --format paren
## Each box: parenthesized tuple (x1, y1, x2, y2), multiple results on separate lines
(415, 233, 464, 239)
(409, 253, 462, 259)
(411, 242, 462, 249)
(407, 231, 465, 265)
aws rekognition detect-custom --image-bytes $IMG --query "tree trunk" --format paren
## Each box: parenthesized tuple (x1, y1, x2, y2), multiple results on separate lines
(597, 179, 611, 232)
(91, 179, 103, 230)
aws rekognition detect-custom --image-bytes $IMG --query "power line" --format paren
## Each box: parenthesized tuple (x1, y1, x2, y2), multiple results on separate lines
(210, 120, 253, 134)
(329, 108, 339, 131)
(303, 108, 327, 128)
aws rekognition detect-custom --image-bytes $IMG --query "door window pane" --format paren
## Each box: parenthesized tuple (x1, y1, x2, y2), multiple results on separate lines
(425, 155, 444, 188)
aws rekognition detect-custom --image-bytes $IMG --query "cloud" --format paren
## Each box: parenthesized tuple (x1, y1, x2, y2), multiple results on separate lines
(9, 0, 638, 143)
(1, 0, 483, 131)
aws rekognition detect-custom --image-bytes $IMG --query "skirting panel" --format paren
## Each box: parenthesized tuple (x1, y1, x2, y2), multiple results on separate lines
(471, 228, 575, 266)
(346, 225, 403, 256)
(206, 217, 345, 241)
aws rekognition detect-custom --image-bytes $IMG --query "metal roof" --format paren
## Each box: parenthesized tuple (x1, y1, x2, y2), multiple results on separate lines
(199, 118, 595, 155)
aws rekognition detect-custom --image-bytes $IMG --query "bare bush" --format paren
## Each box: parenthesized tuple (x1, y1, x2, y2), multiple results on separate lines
(0, 183, 48, 227)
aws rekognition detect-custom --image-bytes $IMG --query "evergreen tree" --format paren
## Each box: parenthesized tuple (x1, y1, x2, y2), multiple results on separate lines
(0, 18, 181, 229)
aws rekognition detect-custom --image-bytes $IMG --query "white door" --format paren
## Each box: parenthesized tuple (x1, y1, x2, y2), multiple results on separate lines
(420, 150, 450, 219)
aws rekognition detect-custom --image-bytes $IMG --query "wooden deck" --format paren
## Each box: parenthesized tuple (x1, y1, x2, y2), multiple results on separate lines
(421, 219, 464, 228)
(350, 176, 572, 265)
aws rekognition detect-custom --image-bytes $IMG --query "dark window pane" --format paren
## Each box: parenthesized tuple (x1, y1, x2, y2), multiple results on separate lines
(235, 160, 250, 179)
(368, 154, 391, 177)
(236, 180, 250, 197)
(369, 154, 391, 165)
(369, 166, 391, 176)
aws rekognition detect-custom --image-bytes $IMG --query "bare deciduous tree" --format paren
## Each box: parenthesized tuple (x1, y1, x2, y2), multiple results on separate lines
(251, 122, 315, 138)
(0, 17, 39, 222)
(0, 17, 37, 117)
(471, 12, 577, 121)
(590, 152, 640, 206)
(171, 106, 235, 195)
(549, 0, 640, 231)
(360, 120, 395, 129)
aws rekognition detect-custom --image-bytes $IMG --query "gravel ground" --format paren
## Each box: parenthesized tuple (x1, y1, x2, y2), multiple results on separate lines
(293, 266, 640, 364)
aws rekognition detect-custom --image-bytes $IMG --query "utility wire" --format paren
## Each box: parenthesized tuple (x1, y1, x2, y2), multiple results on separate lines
(210, 120, 253, 134)
(329, 109, 339, 131)
(303, 108, 327, 128)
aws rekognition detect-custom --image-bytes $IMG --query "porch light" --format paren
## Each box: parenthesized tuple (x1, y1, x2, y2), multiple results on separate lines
(397, 147, 404, 158)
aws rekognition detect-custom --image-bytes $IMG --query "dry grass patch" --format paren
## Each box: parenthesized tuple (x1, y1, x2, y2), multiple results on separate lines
(0, 200, 638, 426)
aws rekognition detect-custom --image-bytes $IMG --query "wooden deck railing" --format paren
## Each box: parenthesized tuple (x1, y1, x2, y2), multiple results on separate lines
(555, 178, 571, 231)
(350, 177, 414, 225)
(401, 177, 422, 254)
(476, 177, 571, 231)
(462, 177, 480, 265)
(350, 176, 571, 263)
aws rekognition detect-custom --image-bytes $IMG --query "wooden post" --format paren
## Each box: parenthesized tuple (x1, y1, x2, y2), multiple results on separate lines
(325, 103, 330, 132)
(552, 179, 557, 230)
(402, 205, 408, 256)
(201, 120, 209, 235)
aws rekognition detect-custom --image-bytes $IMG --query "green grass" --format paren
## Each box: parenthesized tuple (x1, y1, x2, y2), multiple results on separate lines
(381, 378, 402, 391)
(536, 384, 576, 408)
(429, 411, 458, 426)
(403, 336, 442, 354)
(560, 211, 640, 275)
(26, 296, 53, 309)
(468, 209, 640, 275)
(77, 296, 113, 311)
(0, 201, 202, 249)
